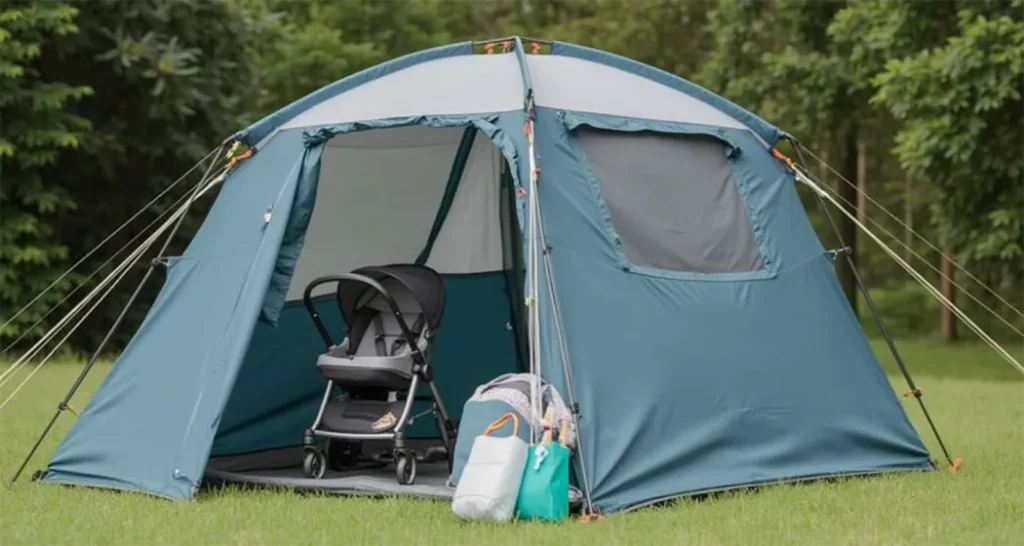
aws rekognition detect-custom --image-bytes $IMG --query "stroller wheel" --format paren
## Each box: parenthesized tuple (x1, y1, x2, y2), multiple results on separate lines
(302, 449, 326, 480)
(395, 453, 416, 485)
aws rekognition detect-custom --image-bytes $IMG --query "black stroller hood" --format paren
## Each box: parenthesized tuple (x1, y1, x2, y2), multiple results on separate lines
(337, 264, 446, 331)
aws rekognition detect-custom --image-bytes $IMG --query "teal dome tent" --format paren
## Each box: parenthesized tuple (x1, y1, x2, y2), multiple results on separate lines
(29, 37, 941, 514)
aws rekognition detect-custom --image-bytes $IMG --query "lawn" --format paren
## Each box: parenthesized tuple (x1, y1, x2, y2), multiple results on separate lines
(1, 339, 1021, 545)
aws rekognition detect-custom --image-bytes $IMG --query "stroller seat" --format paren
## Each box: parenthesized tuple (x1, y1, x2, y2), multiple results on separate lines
(300, 264, 456, 486)
(316, 288, 431, 391)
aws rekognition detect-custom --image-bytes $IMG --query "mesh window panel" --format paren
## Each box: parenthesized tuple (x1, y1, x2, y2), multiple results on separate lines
(577, 128, 764, 273)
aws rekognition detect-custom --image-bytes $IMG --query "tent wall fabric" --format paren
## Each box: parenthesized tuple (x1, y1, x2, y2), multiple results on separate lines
(40, 38, 933, 512)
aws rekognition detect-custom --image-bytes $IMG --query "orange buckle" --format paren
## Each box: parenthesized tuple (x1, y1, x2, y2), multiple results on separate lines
(580, 511, 604, 523)
(902, 388, 922, 399)
(949, 457, 963, 474)
(772, 148, 795, 169)
(485, 43, 495, 55)
(530, 42, 541, 54)
(228, 148, 253, 169)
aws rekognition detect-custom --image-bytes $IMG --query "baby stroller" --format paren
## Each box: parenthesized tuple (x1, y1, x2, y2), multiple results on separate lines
(300, 264, 457, 485)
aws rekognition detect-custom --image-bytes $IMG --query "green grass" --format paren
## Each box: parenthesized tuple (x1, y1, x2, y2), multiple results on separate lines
(1, 339, 1021, 545)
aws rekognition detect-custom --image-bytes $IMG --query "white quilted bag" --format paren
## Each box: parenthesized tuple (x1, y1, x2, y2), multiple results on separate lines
(451, 413, 528, 523)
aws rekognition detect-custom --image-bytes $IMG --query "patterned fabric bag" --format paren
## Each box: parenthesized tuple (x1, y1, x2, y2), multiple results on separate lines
(450, 373, 576, 485)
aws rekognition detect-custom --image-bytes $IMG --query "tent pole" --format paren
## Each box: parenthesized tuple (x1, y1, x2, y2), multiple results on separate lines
(787, 138, 956, 470)
(9, 144, 228, 486)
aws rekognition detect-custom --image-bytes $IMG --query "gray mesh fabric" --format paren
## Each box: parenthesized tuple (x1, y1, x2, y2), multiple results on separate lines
(577, 128, 764, 273)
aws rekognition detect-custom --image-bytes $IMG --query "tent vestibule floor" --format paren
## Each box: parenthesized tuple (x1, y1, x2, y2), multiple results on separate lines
(204, 442, 454, 499)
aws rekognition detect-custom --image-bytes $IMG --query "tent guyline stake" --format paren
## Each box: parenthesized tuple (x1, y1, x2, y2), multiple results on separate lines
(785, 141, 959, 471)
(798, 144, 1024, 320)
(0, 146, 221, 334)
(9, 144, 228, 486)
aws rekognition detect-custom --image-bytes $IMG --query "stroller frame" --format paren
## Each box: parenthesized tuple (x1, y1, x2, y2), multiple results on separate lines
(300, 271, 457, 485)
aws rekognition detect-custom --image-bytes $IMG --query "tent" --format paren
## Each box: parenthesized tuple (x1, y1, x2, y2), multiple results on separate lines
(35, 37, 935, 514)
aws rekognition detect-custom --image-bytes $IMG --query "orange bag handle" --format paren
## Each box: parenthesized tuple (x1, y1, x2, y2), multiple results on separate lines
(483, 413, 519, 438)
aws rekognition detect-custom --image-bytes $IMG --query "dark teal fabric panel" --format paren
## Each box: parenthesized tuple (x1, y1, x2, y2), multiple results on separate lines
(210, 272, 521, 455)
(259, 141, 325, 326)
(212, 299, 343, 456)
(559, 110, 742, 157)
(237, 42, 472, 146)
(542, 247, 931, 513)
(43, 132, 310, 499)
(429, 273, 521, 423)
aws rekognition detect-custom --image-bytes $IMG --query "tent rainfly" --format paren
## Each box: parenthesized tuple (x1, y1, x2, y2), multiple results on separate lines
(21, 37, 955, 515)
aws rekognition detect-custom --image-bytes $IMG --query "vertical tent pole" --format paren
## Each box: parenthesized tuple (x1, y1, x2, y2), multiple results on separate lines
(511, 36, 598, 516)
(510, 36, 543, 444)
(9, 143, 229, 485)
(787, 138, 957, 471)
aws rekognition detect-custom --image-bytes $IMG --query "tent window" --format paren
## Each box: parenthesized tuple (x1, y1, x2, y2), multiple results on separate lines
(578, 128, 764, 273)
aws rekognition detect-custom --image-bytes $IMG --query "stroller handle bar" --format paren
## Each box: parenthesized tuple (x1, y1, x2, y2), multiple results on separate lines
(302, 273, 428, 365)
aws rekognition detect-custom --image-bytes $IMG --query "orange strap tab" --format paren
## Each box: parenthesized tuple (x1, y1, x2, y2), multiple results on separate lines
(949, 457, 963, 473)
(530, 42, 541, 54)
(61, 403, 78, 416)
(502, 40, 512, 53)
(902, 388, 922, 399)
(228, 148, 253, 169)
(580, 512, 604, 523)
(772, 148, 795, 169)
(485, 43, 495, 55)
(483, 413, 519, 437)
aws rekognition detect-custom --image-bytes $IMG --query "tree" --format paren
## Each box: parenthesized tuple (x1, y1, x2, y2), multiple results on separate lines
(0, 2, 92, 344)
(5, 0, 275, 350)
(833, 0, 1024, 340)
(253, 0, 487, 118)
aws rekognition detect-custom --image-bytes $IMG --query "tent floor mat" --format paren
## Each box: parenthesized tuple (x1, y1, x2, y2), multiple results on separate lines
(205, 463, 454, 499)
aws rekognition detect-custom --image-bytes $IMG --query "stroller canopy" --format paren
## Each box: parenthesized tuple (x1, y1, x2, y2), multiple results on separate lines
(338, 264, 446, 331)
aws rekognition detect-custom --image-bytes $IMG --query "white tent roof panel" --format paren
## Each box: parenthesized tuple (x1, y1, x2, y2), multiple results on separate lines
(280, 55, 524, 130)
(278, 53, 751, 132)
(526, 55, 746, 129)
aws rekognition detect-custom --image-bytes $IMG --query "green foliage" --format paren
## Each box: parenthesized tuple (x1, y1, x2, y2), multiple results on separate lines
(870, 0, 1024, 279)
(0, 0, 276, 350)
(0, 1, 92, 342)
(252, 0, 486, 117)
(1, 0, 1019, 352)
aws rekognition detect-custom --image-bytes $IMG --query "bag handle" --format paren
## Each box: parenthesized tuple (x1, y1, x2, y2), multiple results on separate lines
(483, 413, 519, 438)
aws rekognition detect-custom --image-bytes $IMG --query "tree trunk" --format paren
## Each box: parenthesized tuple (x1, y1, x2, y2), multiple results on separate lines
(940, 246, 958, 342)
(836, 130, 860, 317)
(856, 137, 868, 225)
